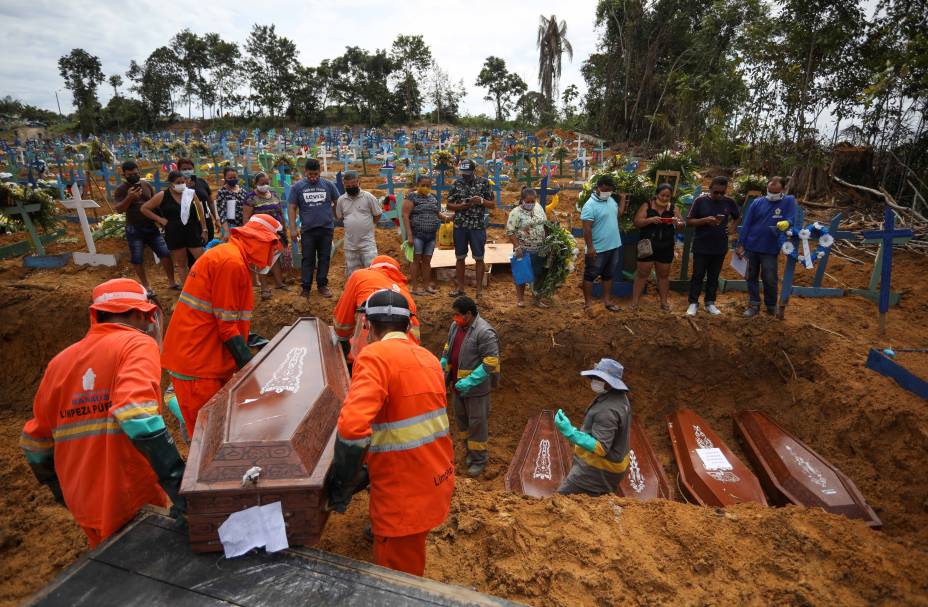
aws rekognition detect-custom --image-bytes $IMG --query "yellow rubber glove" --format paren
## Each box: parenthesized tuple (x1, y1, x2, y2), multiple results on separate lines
(777, 220, 789, 231)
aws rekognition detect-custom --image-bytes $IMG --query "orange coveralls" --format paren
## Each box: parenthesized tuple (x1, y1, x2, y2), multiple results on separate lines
(161, 235, 263, 431)
(337, 332, 454, 576)
(332, 256, 420, 360)
(20, 322, 167, 547)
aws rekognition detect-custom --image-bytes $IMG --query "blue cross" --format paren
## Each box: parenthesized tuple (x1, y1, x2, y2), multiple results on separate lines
(861, 206, 913, 335)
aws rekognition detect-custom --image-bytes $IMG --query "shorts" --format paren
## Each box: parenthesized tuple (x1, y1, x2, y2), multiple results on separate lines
(453, 227, 487, 261)
(125, 223, 170, 264)
(638, 242, 674, 264)
(413, 232, 437, 256)
(164, 220, 204, 251)
(583, 247, 620, 282)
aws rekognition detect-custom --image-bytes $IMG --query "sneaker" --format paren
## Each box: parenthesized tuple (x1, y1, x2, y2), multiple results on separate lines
(743, 306, 760, 317)
(706, 304, 722, 315)
(765, 306, 777, 315)
(686, 303, 698, 316)
(318, 286, 333, 298)
(466, 463, 485, 478)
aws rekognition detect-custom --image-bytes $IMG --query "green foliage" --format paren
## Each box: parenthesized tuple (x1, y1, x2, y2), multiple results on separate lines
(58, 48, 104, 134)
(87, 138, 114, 171)
(644, 149, 698, 183)
(733, 174, 767, 196)
(0, 182, 60, 232)
(244, 25, 298, 118)
(577, 169, 652, 231)
(0, 96, 61, 126)
(537, 15, 573, 105)
(475, 56, 527, 121)
(535, 220, 580, 297)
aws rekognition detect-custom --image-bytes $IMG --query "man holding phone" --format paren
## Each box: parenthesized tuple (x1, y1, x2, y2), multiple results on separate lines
(113, 160, 177, 292)
(447, 159, 494, 299)
(685, 175, 740, 316)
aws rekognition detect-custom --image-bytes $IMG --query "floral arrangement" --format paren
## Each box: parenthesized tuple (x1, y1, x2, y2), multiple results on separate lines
(96, 213, 126, 239)
(779, 222, 834, 270)
(644, 149, 698, 183)
(734, 173, 767, 196)
(168, 141, 189, 159)
(0, 182, 59, 232)
(140, 137, 156, 152)
(577, 170, 653, 231)
(189, 140, 211, 157)
(535, 220, 580, 297)
(272, 154, 295, 170)
(432, 150, 455, 170)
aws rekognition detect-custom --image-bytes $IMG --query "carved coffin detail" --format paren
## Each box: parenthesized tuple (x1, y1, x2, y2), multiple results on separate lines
(180, 318, 350, 552)
(617, 417, 674, 501)
(734, 410, 881, 528)
(667, 408, 767, 508)
(504, 410, 573, 497)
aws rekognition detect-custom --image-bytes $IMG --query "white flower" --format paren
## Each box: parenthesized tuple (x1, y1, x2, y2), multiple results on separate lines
(819, 234, 834, 248)
(781, 241, 795, 255)
(798, 228, 811, 240)
(567, 262, 575, 272)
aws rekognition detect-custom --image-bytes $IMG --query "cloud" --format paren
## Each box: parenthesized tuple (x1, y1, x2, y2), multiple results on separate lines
(0, 0, 600, 119)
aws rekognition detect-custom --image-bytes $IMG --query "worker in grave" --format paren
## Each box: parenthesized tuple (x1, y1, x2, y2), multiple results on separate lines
(161, 214, 284, 432)
(20, 278, 186, 547)
(555, 358, 632, 496)
(326, 289, 454, 577)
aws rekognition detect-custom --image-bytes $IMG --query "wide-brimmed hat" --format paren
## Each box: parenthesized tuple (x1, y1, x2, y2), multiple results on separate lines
(231, 214, 283, 242)
(89, 278, 157, 316)
(580, 358, 628, 391)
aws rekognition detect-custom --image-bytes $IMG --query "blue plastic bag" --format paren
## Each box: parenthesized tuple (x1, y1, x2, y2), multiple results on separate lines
(511, 253, 535, 285)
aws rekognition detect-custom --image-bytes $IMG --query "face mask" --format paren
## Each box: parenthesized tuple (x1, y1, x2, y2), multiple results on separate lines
(256, 184, 270, 193)
(251, 251, 281, 275)
(591, 379, 608, 393)
(172, 183, 186, 193)
(417, 186, 430, 195)
(226, 178, 239, 187)
(521, 202, 535, 211)
(346, 186, 360, 196)
(453, 313, 467, 327)
(126, 174, 140, 184)
(181, 169, 194, 178)
(598, 191, 612, 201)
(462, 173, 475, 182)
(767, 191, 784, 201)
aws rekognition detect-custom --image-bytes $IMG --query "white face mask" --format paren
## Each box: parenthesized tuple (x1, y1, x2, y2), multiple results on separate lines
(172, 183, 186, 193)
(591, 379, 608, 393)
(256, 184, 270, 193)
(767, 191, 784, 202)
(598, 191, 612, 201)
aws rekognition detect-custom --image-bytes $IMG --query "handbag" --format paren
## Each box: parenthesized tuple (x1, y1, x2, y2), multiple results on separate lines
(637, 238, 653, 259)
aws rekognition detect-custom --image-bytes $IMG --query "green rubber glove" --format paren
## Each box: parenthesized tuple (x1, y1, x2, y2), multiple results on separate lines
(439, 356, 448, 372)
(554, 409, 601, 454)
(131, 428, 187, 524)
(164, 391, 189, 442)
(325, 435, 369, 513)
(224, 335, 253, 369)
(454, 364, 488, 395)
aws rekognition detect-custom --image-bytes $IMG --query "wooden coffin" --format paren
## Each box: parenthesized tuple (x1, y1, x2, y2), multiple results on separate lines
(667, 408, 767, 508)
(733, 410, 882, 528)
(180, 317, 350, 552)
(504, 410, 573, 497)
(616, 417, 674, 500)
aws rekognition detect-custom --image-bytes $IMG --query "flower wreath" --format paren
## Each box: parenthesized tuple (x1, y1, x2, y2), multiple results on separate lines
(779, 222, 835, 269)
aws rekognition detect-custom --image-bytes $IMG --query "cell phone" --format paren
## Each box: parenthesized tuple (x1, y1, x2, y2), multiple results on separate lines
(660, 217, 674, 224)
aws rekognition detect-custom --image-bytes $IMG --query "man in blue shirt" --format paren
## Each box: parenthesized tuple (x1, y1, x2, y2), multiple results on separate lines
(581, 175, 624, 312)
(288, 158, 341, 299)
(735, 176, 796, 316)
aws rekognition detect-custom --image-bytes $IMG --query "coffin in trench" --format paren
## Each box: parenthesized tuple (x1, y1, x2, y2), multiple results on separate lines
(733, 409, 881, 528)
(180, 317, 350, 552)
(504, 410, 573, 497)
(616, 417, 674, 501)
(667, 408, 767, 508)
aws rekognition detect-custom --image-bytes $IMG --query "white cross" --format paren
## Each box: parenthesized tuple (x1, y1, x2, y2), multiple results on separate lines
(59, 183, 116, 266)
(320, 143, 329, 176)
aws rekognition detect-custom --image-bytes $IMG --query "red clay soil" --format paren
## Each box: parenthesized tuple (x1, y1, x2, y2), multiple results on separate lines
(1, 175, 927, 606)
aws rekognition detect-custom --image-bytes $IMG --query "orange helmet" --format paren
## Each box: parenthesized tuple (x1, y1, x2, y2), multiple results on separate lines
(369, 255, 400, 271)
(89, 278, 157, 321)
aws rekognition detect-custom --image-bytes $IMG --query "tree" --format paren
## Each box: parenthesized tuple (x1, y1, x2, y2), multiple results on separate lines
(108, 74, 123, 98)
(424, 60, 461, 123)
(244, 24, 298, 117)
(171, 29, 211, 119)
(516, 91, 555, 127)
(58, 48, 104, 133)
(475, 56, 527, 120)
(390, 35, 433, 120)
(329, 46, 396, 125)
(204, 34, 242, 118)
(126, 46, 180, 128)
(537, 15, 573, 105)
(561, 83, 579, 118)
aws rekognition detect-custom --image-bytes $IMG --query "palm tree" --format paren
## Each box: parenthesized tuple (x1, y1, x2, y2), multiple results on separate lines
(536, 15, 573, 105)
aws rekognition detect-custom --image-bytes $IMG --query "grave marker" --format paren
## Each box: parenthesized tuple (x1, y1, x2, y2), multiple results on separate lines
(852, 206, 913, 335)
(59, 183, 117, 266)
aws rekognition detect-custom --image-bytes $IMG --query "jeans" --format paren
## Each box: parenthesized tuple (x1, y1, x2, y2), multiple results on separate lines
(413, 233, 437, 256)
(300, 227, 334, 290)
(125, 223, 170, 264)
(344, 244, 378, 276)
(583, 247, 620, 282)
(689, 253, 726, 304)
(453, 227, 487, 261)
(746, 251, 779, 307)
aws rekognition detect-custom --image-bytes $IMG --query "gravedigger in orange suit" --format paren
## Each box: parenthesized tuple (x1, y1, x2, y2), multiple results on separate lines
(332, 255, 420, 363)
(161, 214, 284, 432)
(326, 289, 454, 576)
(20, 278, 186, 547)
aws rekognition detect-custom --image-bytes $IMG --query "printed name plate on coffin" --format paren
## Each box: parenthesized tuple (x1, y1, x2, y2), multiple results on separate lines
(180, 317, 350, 552)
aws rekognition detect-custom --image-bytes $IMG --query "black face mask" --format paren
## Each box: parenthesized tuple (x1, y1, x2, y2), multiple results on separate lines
(346, 186, 360, 196)
(126, 174, 140, 184)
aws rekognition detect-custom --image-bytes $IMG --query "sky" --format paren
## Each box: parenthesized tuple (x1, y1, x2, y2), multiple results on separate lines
(0, 0, 601, 119)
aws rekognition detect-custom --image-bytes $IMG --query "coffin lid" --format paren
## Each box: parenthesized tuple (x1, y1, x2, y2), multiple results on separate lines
(617, 417, 674, 501)
(734, 410, 881, 528)
(181, 317, 349, 496)
(666, 408, 768, 508)
(504, 410, 573, 497)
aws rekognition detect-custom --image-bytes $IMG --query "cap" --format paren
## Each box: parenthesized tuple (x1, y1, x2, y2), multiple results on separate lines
(459, 159, 476, 173)
(231, 214, 283, 242)
(580, 358, 628, 391)
(369, 254, 400, 271)
(363, 288, 411, 324)
(89, 278, 157, 316)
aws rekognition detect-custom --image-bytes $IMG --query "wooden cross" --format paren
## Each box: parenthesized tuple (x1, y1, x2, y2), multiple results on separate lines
(791, 213, 855, 298)
(59, 183, 116, 266)
(433, 168, 452, 204)
(0, 196, 46, 255)
(857, 206, 913, 335)
(538, 175, 560, 209)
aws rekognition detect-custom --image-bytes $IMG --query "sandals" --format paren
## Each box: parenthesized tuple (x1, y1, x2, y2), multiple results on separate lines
(516, 301, 526, 307)
(261, 289, 272, 301)
(605, 303, 621, 312)
(448, 290, 466, 297)
(426, 286, 438, 294)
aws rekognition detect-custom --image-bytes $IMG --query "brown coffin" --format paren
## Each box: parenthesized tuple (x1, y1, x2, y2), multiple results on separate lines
(180, 317, 350, 552)
(733, 410, 882, 528)
(667, 408, 767, 508)
(504, 410, 573, 497)
(616, 417, 674, 500)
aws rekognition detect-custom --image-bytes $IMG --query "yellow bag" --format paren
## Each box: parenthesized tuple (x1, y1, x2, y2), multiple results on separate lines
(438, 222, 454, 248)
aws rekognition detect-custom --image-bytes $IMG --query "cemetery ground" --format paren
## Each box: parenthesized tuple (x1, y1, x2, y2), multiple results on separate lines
(1, 175, 927, 606)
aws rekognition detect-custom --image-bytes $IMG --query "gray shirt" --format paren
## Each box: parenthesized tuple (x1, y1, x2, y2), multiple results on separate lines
(560, 390, 631, 496)
(336, 190, 382, 250)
